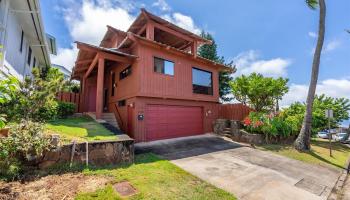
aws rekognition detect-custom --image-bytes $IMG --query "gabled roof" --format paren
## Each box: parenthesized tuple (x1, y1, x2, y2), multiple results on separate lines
(128, 9, 211, 45)
(100, 26, 127, 48)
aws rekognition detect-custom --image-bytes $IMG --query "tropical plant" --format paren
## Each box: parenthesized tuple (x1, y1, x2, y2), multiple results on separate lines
(198, 31, 236, 102)
(0, 76, 19, 128)
(283, 95, 350, 134)
(57, 102, 76, 118)
(230, 73, 289, 112)
(2, 67, 65, 122)
(295, 0, 326, 151)
(0, 121, 51, 179)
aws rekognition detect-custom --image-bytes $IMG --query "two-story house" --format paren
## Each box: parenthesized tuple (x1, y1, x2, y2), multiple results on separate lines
(0, 0, 56, 80)
(71, 9, 232, 142)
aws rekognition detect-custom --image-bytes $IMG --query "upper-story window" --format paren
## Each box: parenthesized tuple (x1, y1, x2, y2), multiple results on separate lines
(19, 31, 24, 53)
(192, 67, 213, 95)
(27, 47, 32, 65)
(120, 65, 131, 80)
(32, 57, 36, 68)
(154, 57, 174, 76)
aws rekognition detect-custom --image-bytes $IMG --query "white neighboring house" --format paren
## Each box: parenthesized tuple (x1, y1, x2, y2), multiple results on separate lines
(52, 64, 71, 79)
(0, 0, 56, 80)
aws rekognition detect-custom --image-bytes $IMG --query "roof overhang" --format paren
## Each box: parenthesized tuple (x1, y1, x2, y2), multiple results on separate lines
(71, 41, 137, 79)
(10, 0, 51, 67)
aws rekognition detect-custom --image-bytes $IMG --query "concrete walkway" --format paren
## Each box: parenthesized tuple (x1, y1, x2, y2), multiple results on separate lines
(136, 134, 341, 200)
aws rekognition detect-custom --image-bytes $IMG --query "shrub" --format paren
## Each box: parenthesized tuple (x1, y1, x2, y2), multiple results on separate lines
(0, 121, 51, 180)
(57, 102, 75, 118)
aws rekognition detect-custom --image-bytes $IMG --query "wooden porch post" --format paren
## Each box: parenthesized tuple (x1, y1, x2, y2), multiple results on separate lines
(96, 56, 105, 119)
(80, 77, 86, 112)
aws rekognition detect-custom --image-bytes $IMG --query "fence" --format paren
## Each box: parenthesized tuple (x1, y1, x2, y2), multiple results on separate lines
(57, 92, 80, 112)
(218, 103, 253, 121)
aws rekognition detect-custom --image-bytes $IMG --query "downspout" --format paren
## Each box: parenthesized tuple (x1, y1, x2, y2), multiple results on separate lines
(0, 0, 10, 71)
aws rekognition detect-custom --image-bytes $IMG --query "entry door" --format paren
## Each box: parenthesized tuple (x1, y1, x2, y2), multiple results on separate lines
(87, 85, 97, 112)
(145, 105, 203, 141)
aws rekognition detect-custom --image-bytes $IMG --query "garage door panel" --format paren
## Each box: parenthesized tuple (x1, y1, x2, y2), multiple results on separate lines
(145, 105, 203, 141)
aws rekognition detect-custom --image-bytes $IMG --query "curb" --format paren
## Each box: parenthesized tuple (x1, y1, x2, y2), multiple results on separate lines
(327, 156, 350, 200)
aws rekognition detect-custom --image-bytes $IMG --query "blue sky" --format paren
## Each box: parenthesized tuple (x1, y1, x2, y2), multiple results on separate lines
(41, 0, 350, 116)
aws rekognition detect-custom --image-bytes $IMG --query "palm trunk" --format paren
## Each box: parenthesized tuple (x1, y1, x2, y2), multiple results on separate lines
(294, 0, 326, 151)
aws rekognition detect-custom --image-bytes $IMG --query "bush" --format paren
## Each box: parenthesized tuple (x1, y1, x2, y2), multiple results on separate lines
(0, 121, 51, 180)
(57, 102, 75, 118)
(242, 112, 295, 140)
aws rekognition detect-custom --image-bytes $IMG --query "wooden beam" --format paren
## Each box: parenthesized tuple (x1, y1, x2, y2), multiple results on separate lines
(191, 40, 198, 57)
(152, 22, 192, 43)
(84, 54, 98, 79)
(75, 59, 93, 65)
(96, 57, 105, 119)
(99, 52, 134, 64)
(146, 22, 154, 40)
(136, 24, 147, 35)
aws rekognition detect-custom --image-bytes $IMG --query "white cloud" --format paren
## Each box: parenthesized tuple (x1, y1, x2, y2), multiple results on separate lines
(152, 0, 170, 11)
(162, 13, 201, 34)
(52, 0, 202, 69)
(308, 31, 317, 38)
(51, 46, 79, 71)
(324, 39, 341, 52)
(51, 0, 136, 70)
(232, 50, 291, 78)
(281, 78, 350, 107)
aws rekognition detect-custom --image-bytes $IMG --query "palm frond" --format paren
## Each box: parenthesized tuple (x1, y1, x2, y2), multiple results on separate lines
(306, 0, 319, 9)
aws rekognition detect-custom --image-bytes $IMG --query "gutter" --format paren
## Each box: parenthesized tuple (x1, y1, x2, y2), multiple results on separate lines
(26, 0, 50, 67)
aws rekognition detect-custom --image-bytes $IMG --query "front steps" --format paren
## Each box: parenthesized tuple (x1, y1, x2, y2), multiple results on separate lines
(86, 112, 120, 130)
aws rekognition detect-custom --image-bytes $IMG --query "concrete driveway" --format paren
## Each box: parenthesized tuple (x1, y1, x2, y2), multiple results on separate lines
(136, 134, 341, 200)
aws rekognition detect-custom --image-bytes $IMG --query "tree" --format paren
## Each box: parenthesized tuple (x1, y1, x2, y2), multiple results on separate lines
(2, 67, 65, 122)
(295, 0, 326, 151)
(230, 73, 289, 112)
(283, 95, 350, 133)
(198, 31, 236, 102)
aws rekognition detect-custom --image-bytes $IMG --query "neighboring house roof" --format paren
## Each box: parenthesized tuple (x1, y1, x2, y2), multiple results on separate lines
(52, 64, 71, 77)
(9, 0, 51, 67)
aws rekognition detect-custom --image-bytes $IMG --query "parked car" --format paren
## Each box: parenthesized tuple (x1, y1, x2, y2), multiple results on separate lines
(317, 131, 329, 139)
(334, 132, 349, 142)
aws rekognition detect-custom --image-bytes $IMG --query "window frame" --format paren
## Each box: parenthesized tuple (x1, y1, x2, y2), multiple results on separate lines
(119, 65, 132, 80)
(27, 46, 32, 65)
(111, 72, 115, 96)
(153, 56, 175, 76)
(19, 30, 24, 53)
(192, 67, 213, 95)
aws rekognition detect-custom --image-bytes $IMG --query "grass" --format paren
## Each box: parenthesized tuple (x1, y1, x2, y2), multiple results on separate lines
(75, 153, 236, 200)
(45, 116, 117, 143)
(257, 138, 350, 169)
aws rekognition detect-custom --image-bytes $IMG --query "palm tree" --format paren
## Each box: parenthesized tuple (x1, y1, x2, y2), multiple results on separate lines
(294, 0, 326, 151)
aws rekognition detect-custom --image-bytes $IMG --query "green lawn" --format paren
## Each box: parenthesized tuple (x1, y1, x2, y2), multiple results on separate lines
(45, 116, 117, 143)
(75, 153, 236, 200)
(257, 138, 350, 169)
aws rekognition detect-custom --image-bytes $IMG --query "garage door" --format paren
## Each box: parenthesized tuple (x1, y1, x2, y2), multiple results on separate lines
(145, 105, 203, 141)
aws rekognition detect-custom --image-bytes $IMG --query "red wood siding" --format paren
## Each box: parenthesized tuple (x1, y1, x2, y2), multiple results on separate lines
(145, 105, 203, 141)
(218, 103, 253, 121)
(56, 92, 80, 112)
(137, 43, 220, 102)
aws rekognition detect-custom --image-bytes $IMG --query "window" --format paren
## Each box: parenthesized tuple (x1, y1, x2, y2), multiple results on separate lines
(111, 72, 115, 96)
(154, 57, 174, 75)
(19, 31, 24, 52)
(120, 65, 131, 80)
(192, 67, 213, 95)
(118, 100, 126, 107)
(27, 47, 32, 65)
(32, 57, 36, 68)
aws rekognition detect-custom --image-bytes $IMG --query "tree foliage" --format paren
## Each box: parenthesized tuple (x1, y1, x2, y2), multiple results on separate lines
(230, 73, 289, 112)
(198, 31, 236, 102)
(1, 67, 65, 122)
(282, 94, 350, 133)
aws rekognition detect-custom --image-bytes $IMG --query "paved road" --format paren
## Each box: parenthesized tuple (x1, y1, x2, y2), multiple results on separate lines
(136, 134, 341, 200)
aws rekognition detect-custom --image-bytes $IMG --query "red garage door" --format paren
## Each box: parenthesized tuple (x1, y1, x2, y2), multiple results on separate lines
(145, 105, 203, 141)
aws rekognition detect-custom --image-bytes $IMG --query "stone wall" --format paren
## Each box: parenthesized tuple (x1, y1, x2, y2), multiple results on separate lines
(213, 119, 295, 145)
(38, 139, 134, 169)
